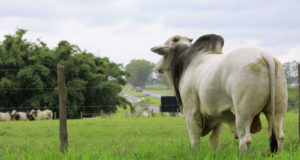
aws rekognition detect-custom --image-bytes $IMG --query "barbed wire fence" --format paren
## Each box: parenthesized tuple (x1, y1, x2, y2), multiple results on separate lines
(1, 64, 299, 153)
(0, 66, 141, 153)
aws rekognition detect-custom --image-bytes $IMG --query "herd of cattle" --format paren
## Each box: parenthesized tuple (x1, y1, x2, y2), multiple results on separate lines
(0, 109, 53, 121)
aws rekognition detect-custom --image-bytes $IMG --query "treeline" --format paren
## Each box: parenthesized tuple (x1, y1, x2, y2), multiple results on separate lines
(0, 29, 132, 117)
(282, 61, 299, 112)
(282, 61, 298, 85)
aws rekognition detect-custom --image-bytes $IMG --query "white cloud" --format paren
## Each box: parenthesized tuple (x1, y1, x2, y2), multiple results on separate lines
(277, 45, 300, 63)
(0, 0, 299, 66)
(109, 0, 137, 10)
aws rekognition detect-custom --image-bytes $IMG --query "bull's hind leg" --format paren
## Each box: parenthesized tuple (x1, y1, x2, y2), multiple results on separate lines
(235, 113, 253, 153)
(275, 112, 285, 152)
(209, 123, 223, 149)
(264, 111, 285, 152)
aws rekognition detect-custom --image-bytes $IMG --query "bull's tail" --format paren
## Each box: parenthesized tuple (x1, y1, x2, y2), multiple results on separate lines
(263, 54, 278, 153)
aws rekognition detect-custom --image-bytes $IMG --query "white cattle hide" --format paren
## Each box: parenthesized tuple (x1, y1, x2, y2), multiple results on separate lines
(0, 112, 12, 121)
(142, 111, 149, 117)
(31, 109, 53, 120)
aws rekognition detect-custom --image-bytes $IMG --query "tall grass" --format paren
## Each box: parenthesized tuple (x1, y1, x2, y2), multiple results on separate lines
(0, 113, 299, 159)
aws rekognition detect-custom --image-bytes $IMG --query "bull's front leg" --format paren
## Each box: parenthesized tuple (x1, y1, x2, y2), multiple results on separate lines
(184, 109, 203, 149)
(209, 123, 223, 149)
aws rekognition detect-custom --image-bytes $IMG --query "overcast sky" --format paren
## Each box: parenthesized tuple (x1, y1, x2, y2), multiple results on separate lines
(0, 0, 299, 65)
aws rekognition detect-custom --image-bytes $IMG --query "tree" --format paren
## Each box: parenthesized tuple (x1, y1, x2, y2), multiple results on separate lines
(282, 61, 298, 85)
(0, 29, 132, 116)
(157, 73, 169, 88)
(125, 59, 154, 88)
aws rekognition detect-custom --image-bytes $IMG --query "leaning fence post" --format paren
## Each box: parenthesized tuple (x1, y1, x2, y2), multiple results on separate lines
(57, 66, 68, 153)
(297, 63, 300, 143)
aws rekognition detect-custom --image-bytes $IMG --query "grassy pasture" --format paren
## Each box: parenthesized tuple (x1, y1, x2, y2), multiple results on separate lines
(0, 113, 299, 160)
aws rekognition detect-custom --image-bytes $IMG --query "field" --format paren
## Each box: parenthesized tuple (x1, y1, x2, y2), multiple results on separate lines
(0, 112, 299, 160)
(144, 85, 173, 96)
(124, 89, 161, 107)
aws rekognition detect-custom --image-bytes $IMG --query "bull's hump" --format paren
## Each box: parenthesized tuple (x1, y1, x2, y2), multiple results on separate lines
(191, 34, 224, 54)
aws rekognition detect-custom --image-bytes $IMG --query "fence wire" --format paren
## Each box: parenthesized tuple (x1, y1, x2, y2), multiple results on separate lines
(0, 86, 124, 91)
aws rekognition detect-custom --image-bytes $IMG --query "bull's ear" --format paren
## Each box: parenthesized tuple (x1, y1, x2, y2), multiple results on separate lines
(151, 45, 172, 55)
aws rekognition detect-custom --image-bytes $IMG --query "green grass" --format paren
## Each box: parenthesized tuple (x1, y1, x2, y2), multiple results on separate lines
(145, 85, 169, 90)
(0, 112, 299, 159)
(143, 89, 173, 96)
(144, 85, 173, 96)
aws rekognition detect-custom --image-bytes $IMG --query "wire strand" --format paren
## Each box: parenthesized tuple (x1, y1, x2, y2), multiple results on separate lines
(0, 86, 125, 91)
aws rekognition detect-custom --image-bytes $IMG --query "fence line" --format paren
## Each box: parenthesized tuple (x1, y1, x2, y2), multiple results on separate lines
(0, 86, 126, 91)
(0, 68, 77, 71)
(0, 106, 114, 110)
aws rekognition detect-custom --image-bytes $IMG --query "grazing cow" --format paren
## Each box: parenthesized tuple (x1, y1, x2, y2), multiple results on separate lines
(30, 109, 53, 120)
(151, 34, 287, 153)
(0, 112, 12, 121)
(142, 111, 149, 117)
(11, 110, 35, 121)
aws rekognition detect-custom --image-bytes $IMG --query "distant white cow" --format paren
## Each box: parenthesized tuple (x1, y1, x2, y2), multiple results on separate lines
(142, 111, 149, 117)
(11, 110, 35, 121)
(0, 112, 12, 121)
(151, 34, 287, 153)
(30, 109, 53, 120)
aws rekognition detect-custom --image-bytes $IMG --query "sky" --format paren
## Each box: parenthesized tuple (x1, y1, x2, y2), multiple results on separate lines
(0, 0, 299, 65)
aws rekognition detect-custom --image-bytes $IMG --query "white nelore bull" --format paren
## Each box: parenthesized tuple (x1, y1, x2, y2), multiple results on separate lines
(151, 34, 287, 153)
(0, 112, 12, 121)
(30, 109, 53, 120)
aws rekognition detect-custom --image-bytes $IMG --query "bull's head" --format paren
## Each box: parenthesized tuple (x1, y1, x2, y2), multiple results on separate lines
(151, 35, 193, 73)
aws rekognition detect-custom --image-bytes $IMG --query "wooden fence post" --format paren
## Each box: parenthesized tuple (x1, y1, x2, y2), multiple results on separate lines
(80, 112, 83, 119)
(57, 66, 68, 153)
(297, 63, 300, 143)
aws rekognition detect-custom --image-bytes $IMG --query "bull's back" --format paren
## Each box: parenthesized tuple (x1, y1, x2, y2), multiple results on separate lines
(196, 48, 272, 115)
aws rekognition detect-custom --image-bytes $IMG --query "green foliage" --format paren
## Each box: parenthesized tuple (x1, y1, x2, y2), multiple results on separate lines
(157, 73, 169, 87)
(287, 86, 299, 112)
(125, 59, 154, 88)
(282, 61, 298, 85)
(0, 29, 131, 115)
